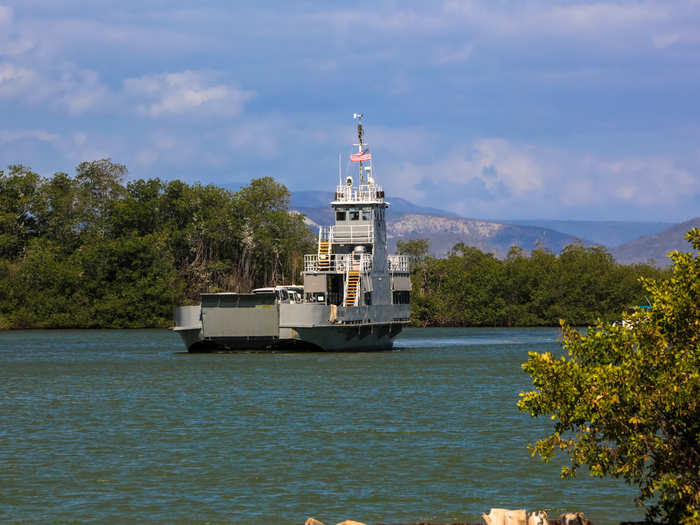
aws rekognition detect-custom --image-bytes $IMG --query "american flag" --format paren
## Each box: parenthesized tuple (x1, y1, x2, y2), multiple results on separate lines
(350, 149, 371, 162)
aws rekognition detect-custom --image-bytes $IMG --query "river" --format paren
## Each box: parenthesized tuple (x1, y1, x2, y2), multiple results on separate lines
(0, 327, 642, 524)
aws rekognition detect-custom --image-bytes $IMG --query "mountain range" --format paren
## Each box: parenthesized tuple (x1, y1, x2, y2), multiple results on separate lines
(503, 219, 673, 248)
(290, 191, 698, 265)
(610, 217, 700, 266)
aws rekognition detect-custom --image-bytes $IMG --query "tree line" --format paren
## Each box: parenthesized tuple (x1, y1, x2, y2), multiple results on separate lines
(1, 159, 672, 330)
(0, 160, 315, 329)
(397, 238, 670, 327)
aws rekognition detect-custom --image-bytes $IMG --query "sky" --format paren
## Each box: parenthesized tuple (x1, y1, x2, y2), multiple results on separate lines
(1, 0, 699, 222)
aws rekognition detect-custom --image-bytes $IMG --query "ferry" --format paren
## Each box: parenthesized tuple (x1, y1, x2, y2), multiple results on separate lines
(172, 115, 411, 351)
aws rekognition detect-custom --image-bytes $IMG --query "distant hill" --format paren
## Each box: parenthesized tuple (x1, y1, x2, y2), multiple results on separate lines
(505, 219, 673, 248)
(386, 213, 587, 257)
(611, 217, 700, 267)
(294, 206, 588, 257)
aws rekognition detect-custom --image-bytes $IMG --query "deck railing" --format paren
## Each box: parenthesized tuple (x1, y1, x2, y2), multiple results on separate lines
(304, 253, 372, 273)
(305, 254, 408, 273)
(388, 255, 410, 273)
(334, 184, 384, 203)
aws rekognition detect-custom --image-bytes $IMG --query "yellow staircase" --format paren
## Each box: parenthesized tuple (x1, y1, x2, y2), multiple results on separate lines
(318, 240, 330, 270)
(345, 269, 360, 306)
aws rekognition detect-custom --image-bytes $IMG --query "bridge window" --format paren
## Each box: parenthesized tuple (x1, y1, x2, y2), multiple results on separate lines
(362, 208, 371, 221)
(336, 210, 346, 221)
(349, 209, 360, 221)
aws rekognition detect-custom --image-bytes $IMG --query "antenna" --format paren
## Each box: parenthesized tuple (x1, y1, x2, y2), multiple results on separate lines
(353, 113, 366, 184)
(354, 112, 364, 149)
(338, 152, 341, 186)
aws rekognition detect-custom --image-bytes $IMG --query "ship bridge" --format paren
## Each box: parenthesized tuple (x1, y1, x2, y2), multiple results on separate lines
(328, 182, 385, 244)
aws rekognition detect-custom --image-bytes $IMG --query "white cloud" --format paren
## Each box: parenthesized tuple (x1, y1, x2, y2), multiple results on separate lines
(0, 62, 252, 119)
(443, 1, 669, 38)
(0, 38, 34, 56)
(53, 67, 111, 115)
(0, 63, 36, 97)
(0, 129, 58, 143)
(0, 5, 33, 57)
(129, 130, 200, 168)
(16, 13, 214, 61)
(73, 132, 87, 146)
(292, 1, 698, 79)
(369, 126, 437, 159)
(391, 139, 542, 199)
(229, 122, 279, 157)
(123, 71, 254, 118)
(310, 8, 443, 35)
(0, 5, 12, 25)
(602, 158, 697, 205)
(545, 3, 666, 30)
(470, 139, 543, 194)
(381, 138, 700, 220)
(652, 33, 680, 49)
(435, 44, 474, 65)
(135, 149, 158, 167)
(0, 61, 111, 114)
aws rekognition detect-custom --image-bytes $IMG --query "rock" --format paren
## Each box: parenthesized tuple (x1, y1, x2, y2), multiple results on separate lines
(483, 508, 509, 525)
(482, 508, 527, 525)
(561, 513, 592, 525)
(528, 511, 548, 525)
(305, 519, 325, 525)
(335, 521, 367, 525)
(506, 510, 527, 525)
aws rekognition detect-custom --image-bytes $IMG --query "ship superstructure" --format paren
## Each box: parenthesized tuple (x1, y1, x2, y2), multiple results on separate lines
(172, 115, 411, 351)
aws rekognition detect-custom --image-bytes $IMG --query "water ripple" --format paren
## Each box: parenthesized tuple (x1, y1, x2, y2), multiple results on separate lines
(0, 327, 641, 524)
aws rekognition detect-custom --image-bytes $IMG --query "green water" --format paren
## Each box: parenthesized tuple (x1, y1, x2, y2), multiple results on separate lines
(0, 327, 642, 524)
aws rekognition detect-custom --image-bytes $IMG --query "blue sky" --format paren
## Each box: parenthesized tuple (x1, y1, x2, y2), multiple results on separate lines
(1, 1, 699, 222)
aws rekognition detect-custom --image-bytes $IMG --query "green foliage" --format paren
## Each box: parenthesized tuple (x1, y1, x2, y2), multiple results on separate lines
(518, 229, 700, 524)
(397, 238, 430, 259)
(0, 165, 42, 258)
(75, 159, 128, 236)
(407, 238, 667, 327)
(233, 177, 313, 291)
(0, 162, 315, 329)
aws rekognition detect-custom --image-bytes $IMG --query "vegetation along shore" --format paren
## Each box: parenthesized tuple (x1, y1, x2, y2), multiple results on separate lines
(1, 159, 670, 330)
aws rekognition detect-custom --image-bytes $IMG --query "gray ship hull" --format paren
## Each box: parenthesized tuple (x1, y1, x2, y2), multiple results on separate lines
(172, 301, 409, 352)
(176, 323, 403, 352)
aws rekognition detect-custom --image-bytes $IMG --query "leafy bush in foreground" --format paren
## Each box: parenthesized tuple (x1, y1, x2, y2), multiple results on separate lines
(519, 229, 700, 524)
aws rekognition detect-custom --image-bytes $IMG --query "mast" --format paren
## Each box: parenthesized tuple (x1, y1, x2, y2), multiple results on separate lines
(354, 113, 364, 184)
